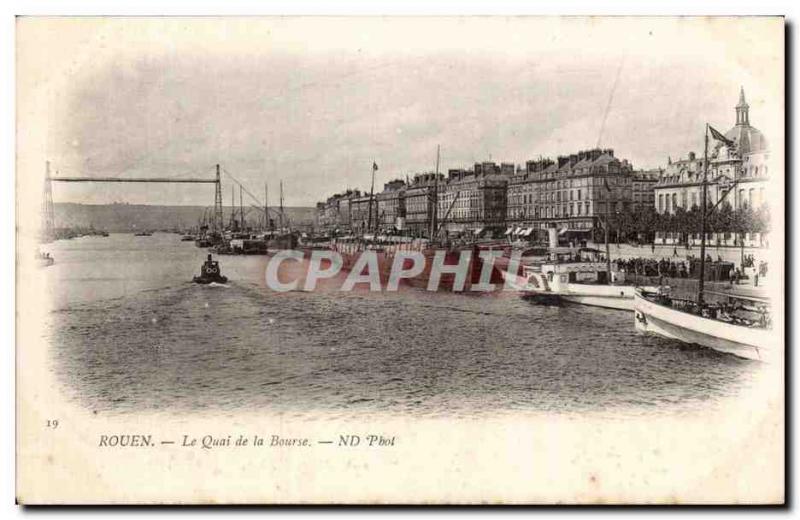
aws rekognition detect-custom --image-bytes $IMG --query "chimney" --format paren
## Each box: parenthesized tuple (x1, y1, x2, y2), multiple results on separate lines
(558, 155, 570, 168)
(590, 148, 602, 161)
(688, 151, 696, 161)
(569, 154, 578, 167)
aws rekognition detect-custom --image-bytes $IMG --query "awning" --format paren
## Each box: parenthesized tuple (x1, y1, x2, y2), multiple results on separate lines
(473, 227, 485, 235)
(504, 227, 514, 236)
(523, 228, 534, 237)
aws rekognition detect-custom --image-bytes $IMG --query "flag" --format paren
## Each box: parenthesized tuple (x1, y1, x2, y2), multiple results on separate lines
(709, 125, 735, 148)
(373, 162, 379, 171)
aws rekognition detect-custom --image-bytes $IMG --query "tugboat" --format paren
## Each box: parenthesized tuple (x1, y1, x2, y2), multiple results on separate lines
(193, 254, 228, 284)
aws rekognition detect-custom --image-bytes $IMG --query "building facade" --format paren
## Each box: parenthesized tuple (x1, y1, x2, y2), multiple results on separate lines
(437, 162, 512, 235)
(632, 169, 659, 212)
(375, 179, 407, 232)
(654, 88, 770, 216)
(504, 148, 635, 242)
(404, 173, 443, 235)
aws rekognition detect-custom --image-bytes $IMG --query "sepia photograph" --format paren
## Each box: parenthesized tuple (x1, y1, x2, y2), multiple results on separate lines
(14, 15, 785, 505)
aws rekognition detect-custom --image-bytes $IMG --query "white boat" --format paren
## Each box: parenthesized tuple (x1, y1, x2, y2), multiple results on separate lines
(501, 260, 641, 311)
(631, 123, 776, 362)
(633, 288, 774, 362)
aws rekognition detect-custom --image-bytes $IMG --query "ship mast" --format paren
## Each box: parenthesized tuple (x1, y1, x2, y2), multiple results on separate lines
(279, 180, 284, 232)
(429, 145, 440, 241)
(367, 161, 376, 235)
(230, 186, 235, 230)
(264, 182, 269, 231)
(698, 124, 709, 305)
(239, 185, 244, 232)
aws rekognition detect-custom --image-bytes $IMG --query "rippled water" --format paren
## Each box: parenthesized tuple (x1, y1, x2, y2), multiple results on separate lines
(43, 233, 758, 418)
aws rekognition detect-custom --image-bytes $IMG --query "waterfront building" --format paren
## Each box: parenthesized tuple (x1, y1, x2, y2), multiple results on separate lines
(348, 193, 377, 234)
(437, 162, 512, 235)
(653, 88, 770, 245)
(505, 148, 635, 242)
(506, 158, 553, 232)
(632, 169, 659, 212)
(654, 152, 709, 215)
(315, 189, 363, 234)
(655, 89, 769, 216)
(404, 172, 443, 235)
(376, 179, 407, 232)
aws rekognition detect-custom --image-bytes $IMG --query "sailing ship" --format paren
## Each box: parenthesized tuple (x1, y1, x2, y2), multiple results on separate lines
(633, 123, 774, 361)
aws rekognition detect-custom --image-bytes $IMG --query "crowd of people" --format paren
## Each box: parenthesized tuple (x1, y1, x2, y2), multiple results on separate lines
(615, 257, 693, 278)
(615, 253, 768, 285)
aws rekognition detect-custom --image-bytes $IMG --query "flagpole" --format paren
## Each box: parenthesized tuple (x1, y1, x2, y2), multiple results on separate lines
(698, 123, 709, 305)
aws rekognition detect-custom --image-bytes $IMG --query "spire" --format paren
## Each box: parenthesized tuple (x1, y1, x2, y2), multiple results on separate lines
(736, 86, 749, 126)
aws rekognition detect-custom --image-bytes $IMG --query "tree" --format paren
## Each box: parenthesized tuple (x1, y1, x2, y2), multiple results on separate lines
(708, 201, 734, 234)
(673, 207, 691, 243)
(635, 206, 659, 242)
(732, 205, 755, 236)
(753, 205, 771, 234)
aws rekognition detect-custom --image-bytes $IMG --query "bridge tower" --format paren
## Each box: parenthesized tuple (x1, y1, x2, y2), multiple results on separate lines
(213, 164, 224, 236)
(40, 161, 55, 242)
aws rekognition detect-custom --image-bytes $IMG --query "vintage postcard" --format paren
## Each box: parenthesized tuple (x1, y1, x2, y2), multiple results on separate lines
(15, 16, 784, 504)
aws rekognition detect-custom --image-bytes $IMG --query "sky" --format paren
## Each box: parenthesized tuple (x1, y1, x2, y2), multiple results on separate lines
(18, 17, 784, 207)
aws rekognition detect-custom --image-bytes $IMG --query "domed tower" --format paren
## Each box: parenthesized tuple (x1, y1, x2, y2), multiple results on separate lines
(735, 86, 749, 126)
(723, 87, 767, 156)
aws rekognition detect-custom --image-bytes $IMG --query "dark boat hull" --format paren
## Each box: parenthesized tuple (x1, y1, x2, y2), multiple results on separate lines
(193, 275, 228, 284)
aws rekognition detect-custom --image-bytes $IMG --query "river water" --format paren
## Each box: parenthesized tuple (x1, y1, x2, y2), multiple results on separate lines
(42, 233, 759, 419)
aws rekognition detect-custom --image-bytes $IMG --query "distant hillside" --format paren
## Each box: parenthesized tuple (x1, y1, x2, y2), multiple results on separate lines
(54, 203, 316, 232)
